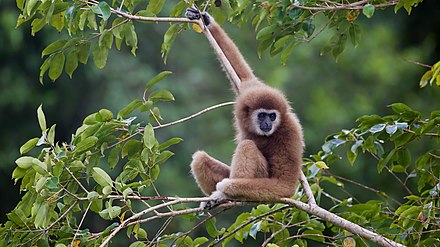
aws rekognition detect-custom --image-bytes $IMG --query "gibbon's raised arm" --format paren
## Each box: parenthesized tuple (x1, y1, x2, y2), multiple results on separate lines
(186, 9, 255, 86)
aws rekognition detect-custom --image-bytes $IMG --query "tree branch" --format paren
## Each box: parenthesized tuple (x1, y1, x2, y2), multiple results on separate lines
(277, 198, 405, 247)
(300, 170, 317, 205)
(153, 101, 235, 130)
(292, 0, 399, 11)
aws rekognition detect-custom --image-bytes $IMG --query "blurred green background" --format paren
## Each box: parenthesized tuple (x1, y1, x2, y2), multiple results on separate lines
(1, 0, 439, 243)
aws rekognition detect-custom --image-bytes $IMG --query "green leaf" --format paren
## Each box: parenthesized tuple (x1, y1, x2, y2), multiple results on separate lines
(148, 89, 175, 102)
(42, 40, 67, 57)
(47, 124, 56, 145)
(145, 71, 172, 92)
(34, 203, 49, 228)
(87, 191, 100, 200)
(158, 137, 183, 150)
(288, 8, 303, 20)
(124, 23, 138, 55)
(349, 23, 361, 48)
(40, 56, 52, 84)
(31, 18, 46, 36)
(20, 137, 39, 154)
(155, 151, 174, 165)
(206, 218, 221, 237)
(193, 237, 208, 247)
(37, 105, 47, 131)
(377, 149, 397, 173)
(32, 158, 48, 174)
(256, 24, 276, 41)
(129, 242, 146, 247)
(118, 99, 143, 118)
(91, 1, 111, 21)
(143, 124, 155, 150)
(65, 49, 79, 78)
(108, 147, 120, 169)
(92, 167, 113, 187)
(99, 30, 113, 49)
(78, 42, 91, 64)
(15, 156, 34, 169)
(122, 140, 143, 159)
(87, 10, 98, 30)
(75, 136, 99, 153)
(161, 24, 181, 64)
(49, 52, 65, 81)
(92, 41, 109, 69)
(362, 4, 375, 18)
(97, 109, 113, 122)
(280, 41, 296, 65)
(26, 0, 38, 16)
(146, 0, 166, 15)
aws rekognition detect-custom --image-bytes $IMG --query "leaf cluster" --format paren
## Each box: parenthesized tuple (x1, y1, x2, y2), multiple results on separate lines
(0, 72, 181, 246)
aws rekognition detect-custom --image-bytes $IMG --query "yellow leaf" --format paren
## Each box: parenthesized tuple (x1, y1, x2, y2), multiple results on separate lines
(343, 237, 356, 247)
(72, 240, 80, 247)
(315, 161, 329, 169)
(192, 23, 203, 33)
(119, 210, 127, 223)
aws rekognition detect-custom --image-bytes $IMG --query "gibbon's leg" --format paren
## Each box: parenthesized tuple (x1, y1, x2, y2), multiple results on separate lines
(216, 178, 297, 202)
(230, 140, 269, 179)
(190, 151, 230, 196)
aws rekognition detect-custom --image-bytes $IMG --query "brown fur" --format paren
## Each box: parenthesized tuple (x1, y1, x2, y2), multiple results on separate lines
(189, 12, 304, 202)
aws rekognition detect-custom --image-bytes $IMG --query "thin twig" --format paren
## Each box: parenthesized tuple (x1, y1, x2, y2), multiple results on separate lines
(71, 201, 92, 246)
(99, 197, 211, 247)
(153, 102, 235, 130)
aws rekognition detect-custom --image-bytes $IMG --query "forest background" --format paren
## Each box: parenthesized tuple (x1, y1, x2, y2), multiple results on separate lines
(0, 0, 439, 246)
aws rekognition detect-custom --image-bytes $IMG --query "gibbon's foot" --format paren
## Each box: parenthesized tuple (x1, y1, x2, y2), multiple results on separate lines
(185, 8, 211, 25)
(201, 190, 227, 210)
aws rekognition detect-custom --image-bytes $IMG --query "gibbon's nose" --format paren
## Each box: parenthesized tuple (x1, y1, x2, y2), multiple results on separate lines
(260, 121, 272, 132)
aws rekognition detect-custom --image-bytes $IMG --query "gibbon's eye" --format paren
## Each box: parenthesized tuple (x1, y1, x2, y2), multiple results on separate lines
(258, 112, 267, 119)
(269, 113, 276, 121)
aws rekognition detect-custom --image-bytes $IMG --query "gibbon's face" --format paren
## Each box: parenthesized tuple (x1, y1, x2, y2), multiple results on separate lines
(252, 108, 281, 136)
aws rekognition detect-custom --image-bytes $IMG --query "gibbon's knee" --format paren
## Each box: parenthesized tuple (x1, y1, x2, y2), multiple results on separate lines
(190, 151, 230, 196)
(230, 140, 269, 179)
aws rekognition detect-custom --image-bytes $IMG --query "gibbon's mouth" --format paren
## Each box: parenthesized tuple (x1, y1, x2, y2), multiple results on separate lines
(261, 126, 272, 132)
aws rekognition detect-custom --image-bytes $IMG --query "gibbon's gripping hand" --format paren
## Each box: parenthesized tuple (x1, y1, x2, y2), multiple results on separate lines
(185, 8, 211, 26)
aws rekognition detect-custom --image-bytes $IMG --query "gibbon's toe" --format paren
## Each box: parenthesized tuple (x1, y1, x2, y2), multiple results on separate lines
(202, 190, 227, 210)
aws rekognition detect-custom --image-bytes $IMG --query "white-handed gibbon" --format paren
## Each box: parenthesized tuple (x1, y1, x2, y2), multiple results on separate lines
(186, 8, 304, 207)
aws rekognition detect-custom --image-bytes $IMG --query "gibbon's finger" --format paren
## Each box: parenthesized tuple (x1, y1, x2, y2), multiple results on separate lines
(185, 8, 201, 20)
(185, 8, 211, 26)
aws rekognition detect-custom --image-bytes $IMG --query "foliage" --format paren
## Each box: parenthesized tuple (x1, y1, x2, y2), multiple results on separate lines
(16, 0, 438, 84)
(3, 0, 440, 246)
(312, 103, 440, 246)
(1, 72, 181, 246)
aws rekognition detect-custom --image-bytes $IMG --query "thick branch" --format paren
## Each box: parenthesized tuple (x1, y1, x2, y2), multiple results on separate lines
(300, 170, 316, 205)
(277, 198, 405, 247)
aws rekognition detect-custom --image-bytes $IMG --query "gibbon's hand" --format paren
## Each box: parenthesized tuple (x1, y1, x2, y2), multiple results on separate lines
(185, 8, 211, 26)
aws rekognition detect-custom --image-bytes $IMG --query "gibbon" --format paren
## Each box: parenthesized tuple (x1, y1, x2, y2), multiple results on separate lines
(186, 8, 304, 207)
